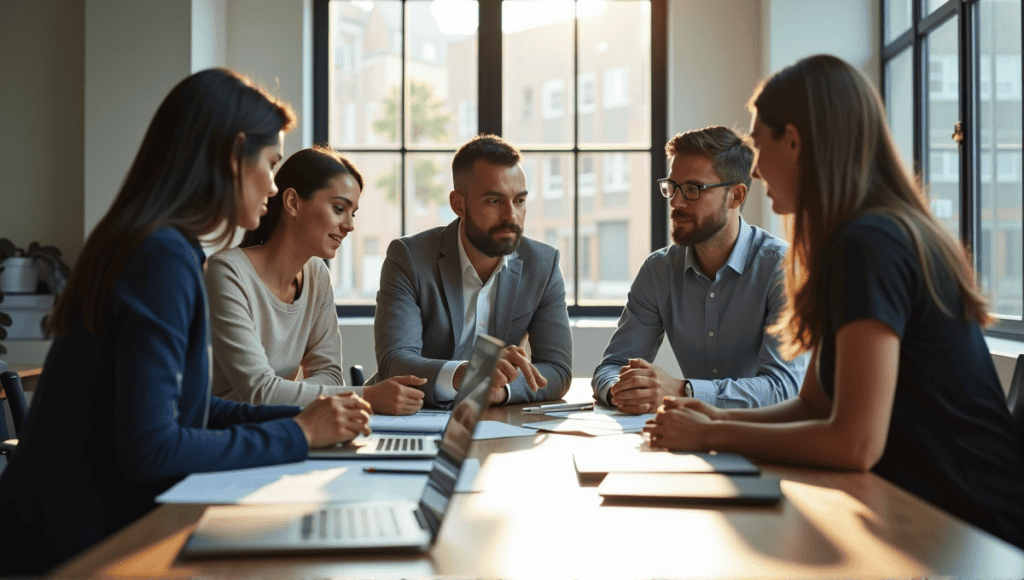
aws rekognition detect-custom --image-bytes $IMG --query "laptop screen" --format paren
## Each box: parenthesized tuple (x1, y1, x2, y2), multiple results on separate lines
(418, 334, 504, 534)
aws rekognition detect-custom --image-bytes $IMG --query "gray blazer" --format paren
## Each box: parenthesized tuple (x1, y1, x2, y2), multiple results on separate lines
(374, 219, 572, 408)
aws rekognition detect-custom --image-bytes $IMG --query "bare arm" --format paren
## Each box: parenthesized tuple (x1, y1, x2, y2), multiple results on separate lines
(647, 319, 900, 471)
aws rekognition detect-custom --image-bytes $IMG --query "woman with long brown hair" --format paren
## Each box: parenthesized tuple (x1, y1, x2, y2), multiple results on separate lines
(0, 69, 371, 575)
(206, 145, 426, 414)
(646, 54, 1024, 548)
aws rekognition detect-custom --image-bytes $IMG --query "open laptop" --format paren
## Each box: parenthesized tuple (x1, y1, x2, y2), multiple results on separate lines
(181, 334, 504, 556)
(309, 338, 503, 459)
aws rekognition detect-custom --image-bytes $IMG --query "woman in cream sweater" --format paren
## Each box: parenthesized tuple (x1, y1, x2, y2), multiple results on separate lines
(206, 145, 426, 414)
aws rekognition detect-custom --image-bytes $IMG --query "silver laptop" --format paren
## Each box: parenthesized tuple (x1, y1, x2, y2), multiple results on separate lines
(181, 334, 504, 556)
(309, 349, 500, 459)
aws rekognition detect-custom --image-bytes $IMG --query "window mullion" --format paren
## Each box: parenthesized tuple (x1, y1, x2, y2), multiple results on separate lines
(478, 1, 502, 135)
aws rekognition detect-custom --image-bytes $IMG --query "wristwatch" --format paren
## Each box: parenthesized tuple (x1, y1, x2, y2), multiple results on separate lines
(683, 380, 694, 398)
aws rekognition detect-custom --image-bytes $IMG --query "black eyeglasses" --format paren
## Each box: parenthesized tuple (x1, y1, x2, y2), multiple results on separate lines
(658, 178, 737, 201)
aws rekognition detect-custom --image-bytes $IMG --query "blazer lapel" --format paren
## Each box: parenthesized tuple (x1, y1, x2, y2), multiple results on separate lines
(439, 220, 464, 346)
(493, 251, 523, 342)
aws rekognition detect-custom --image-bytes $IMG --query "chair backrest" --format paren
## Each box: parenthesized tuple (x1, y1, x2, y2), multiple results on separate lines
(1, 369, 29, 436)
(1008, 354, 1024, 441)
(350, 365, 365, 387)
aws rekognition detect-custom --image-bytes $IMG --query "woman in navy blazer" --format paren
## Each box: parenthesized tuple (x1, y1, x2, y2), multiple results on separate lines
(0, 69, 372, 575)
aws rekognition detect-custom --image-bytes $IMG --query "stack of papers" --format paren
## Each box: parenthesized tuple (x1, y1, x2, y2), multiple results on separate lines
(522, 407, 654, 436)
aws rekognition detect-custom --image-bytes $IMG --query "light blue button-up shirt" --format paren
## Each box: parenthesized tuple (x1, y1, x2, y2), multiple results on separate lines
(592, 216, 807, 408)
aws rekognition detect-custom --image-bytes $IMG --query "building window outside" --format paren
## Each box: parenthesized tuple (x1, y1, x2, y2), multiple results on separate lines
(542, 78, 566, 119)
(458, 99, 476, 139)
(578, 72, 596, 114)
(320, 0, 662, 312)
(603, 66, 630, 108)
(883, 0, 1023, 330)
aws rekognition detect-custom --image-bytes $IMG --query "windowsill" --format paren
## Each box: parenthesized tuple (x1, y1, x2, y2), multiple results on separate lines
(984, 334, 1024, 358)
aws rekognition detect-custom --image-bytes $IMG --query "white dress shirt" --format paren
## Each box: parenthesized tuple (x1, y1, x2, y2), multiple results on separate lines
(433, 230, 509, 403)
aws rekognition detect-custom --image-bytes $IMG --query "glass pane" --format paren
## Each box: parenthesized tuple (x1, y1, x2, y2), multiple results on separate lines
(404, 152, 457, 234)
(886, 48, 915, 176)
(578, 152, 650, 305)
(502, 0, 575, 147)
(925, 0, 950, 18)
(886, 0, 912, 43)
(521, 152, 576, 300)
(977, 0, 1023, 318)
(329, 153, 403, 304)
(328, 1, 403, 149)
(578, 0, 651, 147)
(924, 17, 960, 237)
(405, 1, 478, 147)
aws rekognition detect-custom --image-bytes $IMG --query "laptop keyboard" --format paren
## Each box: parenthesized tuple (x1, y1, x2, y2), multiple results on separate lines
(302, 505, 402, 541)
(379, 436, 424, 452)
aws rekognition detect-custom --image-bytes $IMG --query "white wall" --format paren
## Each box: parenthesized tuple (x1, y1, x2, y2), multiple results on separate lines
(667, 0, 766, 229)
(227, 0, 313, 158)
(0, 0, 85, 265)
(84, 0, 193, 237)
(192, 0, 229, 73)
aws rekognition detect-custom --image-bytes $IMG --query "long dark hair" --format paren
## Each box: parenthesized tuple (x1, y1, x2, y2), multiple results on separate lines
(51, 68, 296, 336)
(749, 54, 990, 358)
(240, 145, 364, 248)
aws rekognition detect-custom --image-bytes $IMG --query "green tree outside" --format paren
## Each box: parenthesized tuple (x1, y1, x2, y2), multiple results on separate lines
(373, 80, 452, 207)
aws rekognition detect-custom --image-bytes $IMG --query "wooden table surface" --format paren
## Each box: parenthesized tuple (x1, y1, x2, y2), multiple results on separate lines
(50, 379, 1024, 579)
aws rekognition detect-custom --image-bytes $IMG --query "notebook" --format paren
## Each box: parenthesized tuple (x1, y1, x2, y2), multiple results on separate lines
(181, 334, 504, 556)
(573, 451, 760, 485)
(597, 472, 783, 506)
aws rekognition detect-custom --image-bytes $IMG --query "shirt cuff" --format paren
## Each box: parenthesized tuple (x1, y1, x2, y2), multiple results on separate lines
(434, 360, 465, 404)
(687, 378, 716, 406)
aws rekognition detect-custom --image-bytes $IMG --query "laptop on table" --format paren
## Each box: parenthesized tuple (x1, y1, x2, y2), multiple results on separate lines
(181, 334, 504, 556)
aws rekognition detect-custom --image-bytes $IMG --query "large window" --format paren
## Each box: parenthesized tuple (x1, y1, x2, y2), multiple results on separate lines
(882, 0, 1023, 335)
(315, 0, 666, 315)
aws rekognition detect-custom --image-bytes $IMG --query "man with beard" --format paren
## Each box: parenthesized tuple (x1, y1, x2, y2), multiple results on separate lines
(592, 126, 806, 414)
(374, 135, 572, 408)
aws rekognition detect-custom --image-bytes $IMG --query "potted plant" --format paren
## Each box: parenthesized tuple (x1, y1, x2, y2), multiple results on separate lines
(0, 239, 70, 299)
(0, 240, 71, 348)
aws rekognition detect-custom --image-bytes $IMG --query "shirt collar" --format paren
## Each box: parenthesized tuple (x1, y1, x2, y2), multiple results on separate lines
(456, 224, 508, 282)
(683, 215, 753, 277)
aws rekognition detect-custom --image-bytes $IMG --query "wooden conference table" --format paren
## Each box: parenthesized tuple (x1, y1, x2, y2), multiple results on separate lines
(52, 378, 1024, 579)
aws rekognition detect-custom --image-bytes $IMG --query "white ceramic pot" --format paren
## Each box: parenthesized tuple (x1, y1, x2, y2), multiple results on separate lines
(0, 257, 40, 293)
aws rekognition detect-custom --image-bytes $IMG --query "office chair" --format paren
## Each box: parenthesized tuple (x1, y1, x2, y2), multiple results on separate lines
(350, 365, 365, 387)
(1007, 354, 1024, 439)
(1, 362, 30, 471)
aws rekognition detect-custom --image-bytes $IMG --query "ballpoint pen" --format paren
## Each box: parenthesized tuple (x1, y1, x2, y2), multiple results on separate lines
(522, 402, 595, 413)
(363, 467, 432, 474)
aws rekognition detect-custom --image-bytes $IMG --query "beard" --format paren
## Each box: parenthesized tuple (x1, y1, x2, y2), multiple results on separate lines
(464, 213, 523, 257)
(671, 194, 730, 246)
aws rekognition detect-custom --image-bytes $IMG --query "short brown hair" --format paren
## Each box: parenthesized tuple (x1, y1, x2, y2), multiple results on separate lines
(452, 134, 521, 191)
(665, 126, 754, 190)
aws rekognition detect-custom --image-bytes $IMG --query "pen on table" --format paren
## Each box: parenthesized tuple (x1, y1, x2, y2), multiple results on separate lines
(363, 467, 432, 475)
(522, 402, 595, 413)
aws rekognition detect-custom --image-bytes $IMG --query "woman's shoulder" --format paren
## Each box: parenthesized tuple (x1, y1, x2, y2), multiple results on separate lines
(832, 213, 913, 253)
(303, 257, 336, 297)
(129, 228, 205, 275)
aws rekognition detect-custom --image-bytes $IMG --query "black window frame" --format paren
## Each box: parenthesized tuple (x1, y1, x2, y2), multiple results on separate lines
(314, 0, 668, 318)
(881, 0, 1024, 339)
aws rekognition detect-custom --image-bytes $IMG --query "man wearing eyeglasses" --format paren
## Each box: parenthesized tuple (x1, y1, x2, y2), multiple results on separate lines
(592, 126, 807, 414)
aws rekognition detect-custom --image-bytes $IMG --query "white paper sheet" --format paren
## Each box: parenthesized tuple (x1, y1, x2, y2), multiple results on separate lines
(472, 420, 537, 440)
(545, 410, 655, 432)
(156, 458, 481, 504)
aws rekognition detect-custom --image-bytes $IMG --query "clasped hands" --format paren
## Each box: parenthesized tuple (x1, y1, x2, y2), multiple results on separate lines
(455, 344, 546, 404)
(608, 358, 686, 414)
